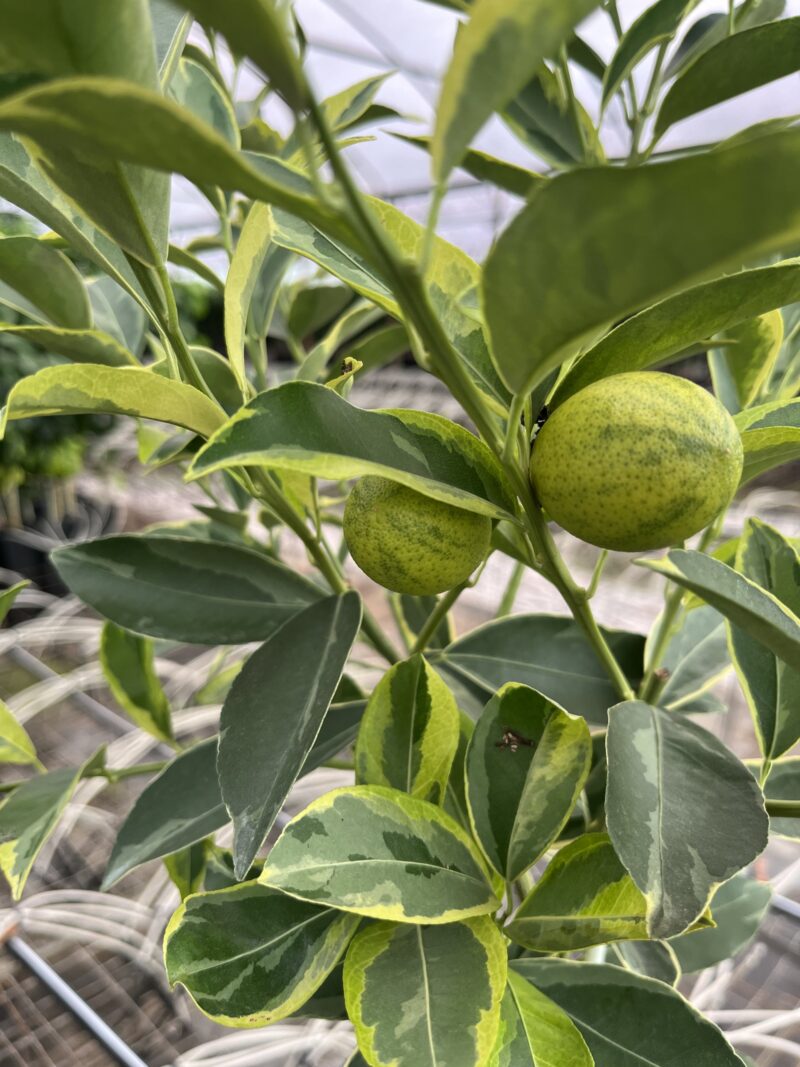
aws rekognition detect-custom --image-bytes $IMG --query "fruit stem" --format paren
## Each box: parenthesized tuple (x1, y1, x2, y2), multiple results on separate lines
(496, 560, 526, 618)
(516, 476, 636, 702)
(410, 581, 469, 656)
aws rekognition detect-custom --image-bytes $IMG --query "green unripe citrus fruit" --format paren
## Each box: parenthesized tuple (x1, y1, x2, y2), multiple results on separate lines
(343, 476, 491, 595)
(530, 372, 743, 552)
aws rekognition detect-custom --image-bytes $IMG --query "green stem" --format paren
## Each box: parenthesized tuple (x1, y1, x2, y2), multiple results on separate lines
(728, 0, 735, 34)
(640, 582, 684, 703)
(586, 550, 610, 600)
(518, 481, 635, 701)
(606, 0, 640, 132)
(503, 393, 525, 467)
(410, 582, 467, 656)
(634, 41, 669, 162)
(765, 799, 800, 818)
(0, 760, 167, 794)
(559, 46, 589, 161)
(496, 559, 525, 618)
(154, 262, 218, 401)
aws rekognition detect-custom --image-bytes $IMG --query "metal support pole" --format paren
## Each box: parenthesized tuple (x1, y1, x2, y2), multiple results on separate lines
(4, 930, 150, 1067)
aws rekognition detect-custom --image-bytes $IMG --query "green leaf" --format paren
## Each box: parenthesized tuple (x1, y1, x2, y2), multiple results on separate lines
(554, 259, 800, 407)
(164, 840, 210, 901)
(219, 594, 362, 878)
(0, 580, 28, 626)
(0, 78, 356, 253)
(507, 833, 651, 952)
(0, 0, 170, 264)
(710, 310, 784, 412)
(735, 398, 800, 483)
(484, 129, 800, 395)
(504, 66, 605, 170)
(0, 236, 90, 328)
(0, 699, 40, 767)
(164, 881, 359, 1026)
(638, 549, 800, 671)
(433, 0, 602, 181)
(0, 754, 97, 899)
(169, 57, 239, 147)
(431, 615, 645, 724)
(396, 133, 542, 198)
(465, 684, 591, 880)
(224, 200, 272, 390)
(103, 739, 226, 888)
(344, 917, 506, 1067)
(489, 971, 594, 1067)
(606, 701, 768, 938)
(169, 0, 308, 110)
(0, 364, 225, 440)
(0, 133, 145, 306)
(653, 606, 730, 711)
(613, 941, 681, 987)
(729, 520, 800, 760)
(0, 325, 136, 367)
(602, 0, 699, 109)
(99, 622, 173, 743)
(753, 757, 800, 840)
(270, 199, 510, 412)
(670, 874, 772, 973)
(514, 959, 746, 1066)
(355, 655, 460, 805)
(52, 535, 321, 645)
(301, 700, 367, 778)
(152, 0, 192, 78)
(261, 785, 500, 923)
(654, 18, 800, 141)
(189, 380, 514, 520)
(322, 73, 392, 134)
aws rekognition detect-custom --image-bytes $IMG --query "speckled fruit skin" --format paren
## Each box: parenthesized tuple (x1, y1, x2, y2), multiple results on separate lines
(530, 372, 743, 552)
(343, 476, 492, 595)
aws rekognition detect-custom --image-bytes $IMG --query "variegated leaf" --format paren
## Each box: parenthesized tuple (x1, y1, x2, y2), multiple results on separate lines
(729, 520, 800, 760)
(488, 971, 593, 1067)
(164, 882, 359, 1027)
(219, 594, 362, 878)
(104, 739, 226, 888)
(638, 549, 800, 669)
(0, 700, 40, 767)
(506, 833, 653, 952)
(355, 655, 460, 804)
(0, 751, 100, 899)
(735, 397, 800, 484)
(189, 381, 514, 521)
(100, 622, 173, 743)
(344, 917, 506, 1067)
(515, 960, 746, 1066)
(260, 785, 500, 923)
(670, 874, 772, 974)
(653, 606, 730, 711)
(466, 684, 591, 880)
(606, 701, 768, 938)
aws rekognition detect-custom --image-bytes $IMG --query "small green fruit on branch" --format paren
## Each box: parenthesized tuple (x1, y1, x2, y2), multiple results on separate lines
(529, 372, 743, 552)
(344, 476, 491, 596)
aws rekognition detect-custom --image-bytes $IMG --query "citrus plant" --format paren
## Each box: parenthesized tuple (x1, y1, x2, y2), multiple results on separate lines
(1, 2, 800, 1065)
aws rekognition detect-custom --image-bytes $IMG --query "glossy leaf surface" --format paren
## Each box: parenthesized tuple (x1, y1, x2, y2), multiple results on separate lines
(164, 881, 359, 1026)
(344, 917, 506, 1067)
(465, 684, 591, 880)
(606, 701, 768, 937)
(261, 786, 500, 923)
(218, 594, 362, 877)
